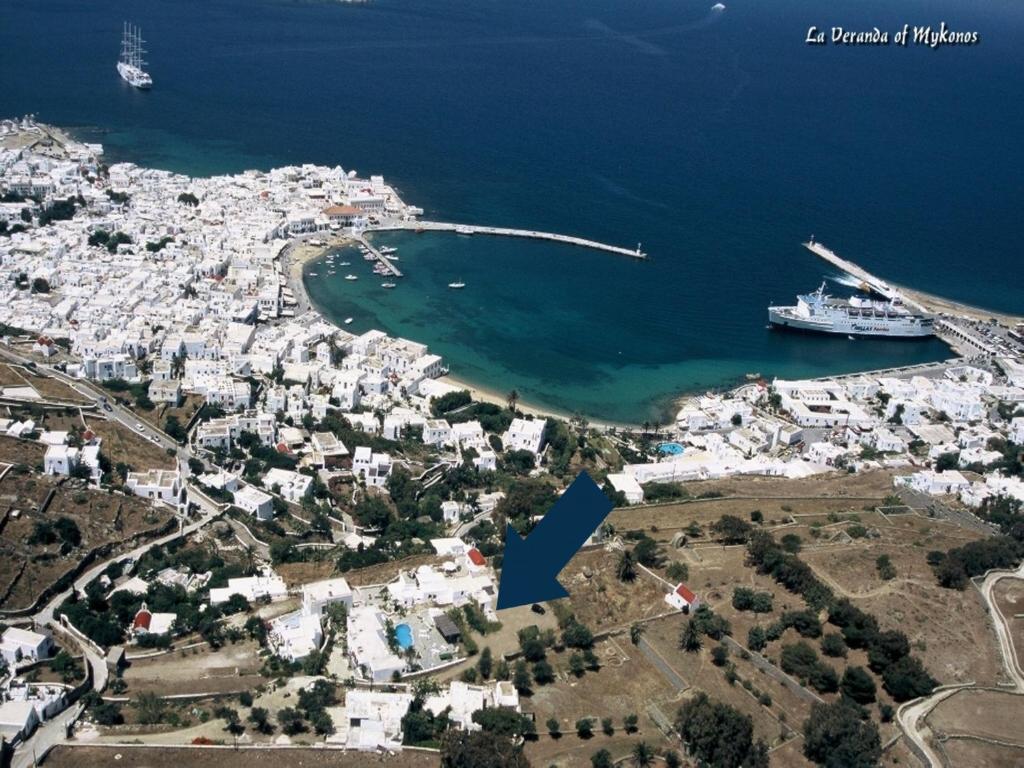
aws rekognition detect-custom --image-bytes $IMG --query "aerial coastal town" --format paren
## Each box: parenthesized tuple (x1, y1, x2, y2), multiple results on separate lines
(1, 116, 1024, 768)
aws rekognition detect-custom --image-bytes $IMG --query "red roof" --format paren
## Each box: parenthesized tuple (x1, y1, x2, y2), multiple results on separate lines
(467, 548, 486, 566)
(674, 583, 697, 603)
(322, 205, 362, 217)
(276, 442, 291, 454)
(132, 608, 152, 630)
(82, 429, 96, 442)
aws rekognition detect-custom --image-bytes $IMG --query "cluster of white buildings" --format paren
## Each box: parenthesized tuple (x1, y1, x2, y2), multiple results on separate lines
(0, 123, 550, 537)
(610, 363, 1024, 516)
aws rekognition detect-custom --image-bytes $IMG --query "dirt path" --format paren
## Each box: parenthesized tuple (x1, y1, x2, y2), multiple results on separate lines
(897, 562, 1024, 767)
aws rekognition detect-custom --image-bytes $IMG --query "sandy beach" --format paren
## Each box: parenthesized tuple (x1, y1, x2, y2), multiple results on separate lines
(280, 233, 353, 315)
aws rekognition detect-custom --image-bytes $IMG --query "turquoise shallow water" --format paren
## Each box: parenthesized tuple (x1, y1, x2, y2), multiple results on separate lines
(4, 0, 1021, 422)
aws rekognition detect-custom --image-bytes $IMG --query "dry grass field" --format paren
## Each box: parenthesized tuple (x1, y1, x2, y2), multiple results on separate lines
(993, 578, 1024, 659)
(522, 638, 677, 767)
(561, 547, 670, 632)
(81, 416, 176, 471)
(927, 688, 1024, 744)
(934, 738, 1024, 768)
(1, 481, 175, 611)
(43, 745, 439, 768)
(122, 639, 265, 697)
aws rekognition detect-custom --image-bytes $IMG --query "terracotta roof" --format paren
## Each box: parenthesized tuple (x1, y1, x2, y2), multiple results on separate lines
(322, 205, 362, 217)
(674, 583, 697, 603)
(132, 608, 152, 630)
(467, 548, 486, 566)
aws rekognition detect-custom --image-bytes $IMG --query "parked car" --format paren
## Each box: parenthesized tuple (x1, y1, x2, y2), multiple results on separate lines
(530, 603, 546, 615)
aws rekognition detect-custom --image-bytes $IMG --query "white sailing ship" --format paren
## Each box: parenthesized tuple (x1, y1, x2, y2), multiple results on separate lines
(118, 23, 153, 89)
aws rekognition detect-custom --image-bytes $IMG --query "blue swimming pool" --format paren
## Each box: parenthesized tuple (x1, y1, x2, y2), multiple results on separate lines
(395, 623, 414, 650)
(658, 442, 684, 455)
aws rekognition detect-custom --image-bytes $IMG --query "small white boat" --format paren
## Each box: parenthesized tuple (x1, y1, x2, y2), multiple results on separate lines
(381, 282, 396, 289)
(344, 317, 354, 325)
(455, 226, 474, 236)
(448, 281, 466, 289)
(339, 261, 350, 266)
(308, 272, 318, 276)
(380, 246, 397, 255)
(847, 335, 856, 340)
(345, 274, 358, 281)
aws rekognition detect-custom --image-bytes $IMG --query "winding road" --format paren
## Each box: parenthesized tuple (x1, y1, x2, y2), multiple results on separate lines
(896, 562, 1024, 767)
(0, 347, 228, 768)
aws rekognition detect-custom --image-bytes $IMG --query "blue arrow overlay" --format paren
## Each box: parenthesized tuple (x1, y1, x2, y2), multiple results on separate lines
(496, 471, 614, 611)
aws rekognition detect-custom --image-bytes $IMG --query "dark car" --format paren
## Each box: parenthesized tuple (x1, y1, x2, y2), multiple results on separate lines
(530, 603, 546, 615)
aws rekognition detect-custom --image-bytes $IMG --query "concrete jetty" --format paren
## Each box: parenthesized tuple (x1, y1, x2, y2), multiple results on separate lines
(802, 239, 906, 304)
(369, 219, 647, 260)
(354, 233, 403, 277)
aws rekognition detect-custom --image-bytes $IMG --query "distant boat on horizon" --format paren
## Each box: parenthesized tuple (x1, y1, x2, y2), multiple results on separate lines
(118, 22, 153, 89)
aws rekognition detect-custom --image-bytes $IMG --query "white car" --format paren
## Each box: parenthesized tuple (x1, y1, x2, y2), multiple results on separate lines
(135, 423, 144, 432)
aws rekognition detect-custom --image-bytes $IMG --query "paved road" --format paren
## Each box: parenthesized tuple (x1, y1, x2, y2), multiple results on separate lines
(1, 348, 227, 768)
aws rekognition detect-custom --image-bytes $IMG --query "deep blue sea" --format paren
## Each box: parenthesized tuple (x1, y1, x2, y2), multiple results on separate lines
(3, 0, 1022, 422)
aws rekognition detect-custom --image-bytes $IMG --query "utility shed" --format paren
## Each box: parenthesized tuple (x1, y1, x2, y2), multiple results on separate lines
(433, 614, 462, 644)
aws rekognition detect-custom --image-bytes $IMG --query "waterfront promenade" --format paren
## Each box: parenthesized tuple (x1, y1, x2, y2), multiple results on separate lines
(369, 218, 647, 260)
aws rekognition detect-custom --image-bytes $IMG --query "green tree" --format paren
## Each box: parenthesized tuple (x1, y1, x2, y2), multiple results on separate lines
(617, 549, 637, 582)
(680, 620, 702, 652)
(478, 646, 493, 679)
(803, 700, 881, 768)
(532, 660, 555, 685)
(576, 718, 594, 738)
(629, 623, 645, 645)
(631, 741, 655, 767)
(840, 666, 877, 705)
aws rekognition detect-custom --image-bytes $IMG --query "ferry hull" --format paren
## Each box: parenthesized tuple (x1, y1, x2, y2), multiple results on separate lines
(768, 308, 934, 338)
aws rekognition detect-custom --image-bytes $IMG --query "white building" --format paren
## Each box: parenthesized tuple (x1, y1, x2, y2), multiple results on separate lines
(606, 472, 644, 505)
(263, 467, 313, 503)
(43, 444, 79, 477)
(332, 689, 414, 750)
(423, 681, 520, 731)
(347, 606, 406, 683)
(0, 628, 53, 665)
(233, 484, 275, 521)
(302, 577, 353, 617)
(895, 470, 971, 496)
(125, 469, 181, 505)
(269, 611, 323, 661)
(353, 446, 392, 487)
(502, 418, 546, 455)
(209, 569, 288, 605)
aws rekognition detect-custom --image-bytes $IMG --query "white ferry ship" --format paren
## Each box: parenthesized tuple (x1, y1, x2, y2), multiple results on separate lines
(117, 23, 152, 89)
(768, 283, 934, 338)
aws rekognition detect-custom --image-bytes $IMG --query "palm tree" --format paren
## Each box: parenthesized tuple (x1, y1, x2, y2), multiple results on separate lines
(629, 623, 645, 646)
(632, 741, 655, 767)
(507, 389, 519, 413)
(617, 550, 637, 582)
(680, 619, 702, 652)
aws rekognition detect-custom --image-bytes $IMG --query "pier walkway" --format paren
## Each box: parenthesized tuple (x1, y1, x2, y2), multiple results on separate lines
(803, 240, 906, 304)
(368, 218, 647, 260)
(353, 233, 403, 277)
